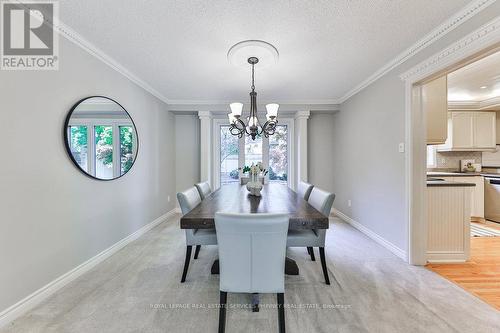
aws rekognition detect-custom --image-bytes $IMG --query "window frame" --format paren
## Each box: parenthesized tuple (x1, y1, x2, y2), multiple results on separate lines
(213, 117, 294, 190)
(427, 145, 437, 168)
(68, 118, 136, 179)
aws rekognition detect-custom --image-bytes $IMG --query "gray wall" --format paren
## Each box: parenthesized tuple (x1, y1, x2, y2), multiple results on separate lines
(332, 3, 500, 253)
(308, 113, 336, 193)
(175, 114, 200, 193)
(0, 36, 175, 312)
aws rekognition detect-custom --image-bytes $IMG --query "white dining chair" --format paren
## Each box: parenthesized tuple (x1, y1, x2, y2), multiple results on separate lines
(287, 186, 335, 285)
(297, 181, 314, 201)
(193, 181, 213, 259)
(177, 187, 217, 283)
(215, 212, 289, 333)
(195, 181, 212, 200)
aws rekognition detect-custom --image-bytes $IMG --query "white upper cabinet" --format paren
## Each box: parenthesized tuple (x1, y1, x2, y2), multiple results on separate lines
(438, 111, 497, 151)
(451, 112, 474, 148)
(474, 112, 497, 148)
(423, 76, 448, 145)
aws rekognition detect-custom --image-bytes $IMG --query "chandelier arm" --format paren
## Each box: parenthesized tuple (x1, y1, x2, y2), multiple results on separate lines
(229, 125, 243, 136)
(235, 118, 246, 130)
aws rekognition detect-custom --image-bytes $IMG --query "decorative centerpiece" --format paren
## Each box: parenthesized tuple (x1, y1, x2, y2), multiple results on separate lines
(244, 162, 267, 196)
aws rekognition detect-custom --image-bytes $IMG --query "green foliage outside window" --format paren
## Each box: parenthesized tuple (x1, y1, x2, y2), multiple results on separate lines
(120, 126, 134, 174)
(95, 125, 113, 167)
(70, 126, 87, 151)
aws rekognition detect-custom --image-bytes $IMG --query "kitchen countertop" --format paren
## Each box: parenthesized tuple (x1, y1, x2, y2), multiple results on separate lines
(427, 179, 476, 187)
(427, 171, 500, 178)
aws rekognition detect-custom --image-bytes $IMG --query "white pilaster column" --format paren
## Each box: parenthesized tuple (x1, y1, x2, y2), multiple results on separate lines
(198, 111, 213, 187)
(295, 110, 310, 188)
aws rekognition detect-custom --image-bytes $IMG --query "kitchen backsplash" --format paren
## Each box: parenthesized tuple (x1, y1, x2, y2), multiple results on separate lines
(435, 151, 482, 169)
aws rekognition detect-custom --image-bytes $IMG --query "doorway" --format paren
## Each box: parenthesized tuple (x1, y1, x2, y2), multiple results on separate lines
(404, 20, 500, 310)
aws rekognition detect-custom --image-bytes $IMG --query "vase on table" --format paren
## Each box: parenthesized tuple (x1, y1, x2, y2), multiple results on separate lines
(246, 172, 263, 196)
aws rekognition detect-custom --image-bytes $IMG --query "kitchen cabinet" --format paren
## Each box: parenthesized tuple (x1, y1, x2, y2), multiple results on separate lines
(427, 184, 471, 262)
(438, 112, 496, 151)
(436, 176, 484, 219)
(482, 147, 500, 167)
(497, 111, 500, 144)
(423, 76, 448, 145)
(474, 112, 496, 148)
(451, 176, 484, 220)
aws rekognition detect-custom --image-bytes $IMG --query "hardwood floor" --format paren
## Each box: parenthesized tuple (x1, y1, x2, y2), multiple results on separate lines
(476, 220, 500, 231)
(427, 237, 500, 311)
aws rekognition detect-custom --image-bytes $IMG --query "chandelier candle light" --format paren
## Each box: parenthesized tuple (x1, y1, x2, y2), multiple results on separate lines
(227, 40, 280, 140)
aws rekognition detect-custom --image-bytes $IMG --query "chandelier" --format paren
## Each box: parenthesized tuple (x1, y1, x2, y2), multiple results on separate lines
(227, 56, 279, 140)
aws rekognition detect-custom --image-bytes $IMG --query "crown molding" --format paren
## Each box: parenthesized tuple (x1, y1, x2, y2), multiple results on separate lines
(167, 98, 341, 105)
(14, 0, 494, 107)
(400, 16, 500, 82)
(47, 20, 171, 105)
(339, 0, 496, 103)
(168, 103, 340, 113)
(449, 96, 500, 110)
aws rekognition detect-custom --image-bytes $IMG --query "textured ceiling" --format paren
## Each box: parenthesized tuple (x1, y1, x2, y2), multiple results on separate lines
(60, 0, 472, 104)
(448, 50, 500, 102)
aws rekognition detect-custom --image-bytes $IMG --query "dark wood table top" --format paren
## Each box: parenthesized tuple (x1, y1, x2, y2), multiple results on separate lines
(180, 183, 329, 230)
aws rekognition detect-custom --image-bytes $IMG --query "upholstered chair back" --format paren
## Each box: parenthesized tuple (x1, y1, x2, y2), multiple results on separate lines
(215, 213, 289, 293)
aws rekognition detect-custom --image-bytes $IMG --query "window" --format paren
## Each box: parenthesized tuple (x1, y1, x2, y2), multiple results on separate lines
(269, 125, 288, 184)
(95, 125, 113, 179)
(67, 121, 136, 179)
(69, 125, 88, 172)
(213, 118, 293, 189)
(244, 133, 263, 167)
(120, 126, 134, 175)
(220, 126, 239, 185)
(427, 145, 437, 168)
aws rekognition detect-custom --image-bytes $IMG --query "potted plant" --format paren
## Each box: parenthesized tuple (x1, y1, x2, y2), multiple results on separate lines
(245, 162, 268, 196)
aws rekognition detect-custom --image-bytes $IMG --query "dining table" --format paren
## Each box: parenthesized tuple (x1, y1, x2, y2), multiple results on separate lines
(180, 183, 330, 275)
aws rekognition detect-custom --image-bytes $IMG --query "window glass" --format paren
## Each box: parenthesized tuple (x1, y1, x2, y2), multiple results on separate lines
(69, 125, 88, 172)
(95, 125, 113, 179)
(245, 133, 262, 167)
(269, 125, 288, 184)
(120, 126, 134, 175)
(220, 126, 239, 185)
(427, 145, 437, 168)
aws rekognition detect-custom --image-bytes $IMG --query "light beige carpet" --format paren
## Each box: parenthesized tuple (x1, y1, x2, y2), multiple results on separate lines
(2, 216, 499, 333)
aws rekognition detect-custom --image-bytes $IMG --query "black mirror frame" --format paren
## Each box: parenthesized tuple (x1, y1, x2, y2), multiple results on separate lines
(63, 95, 139, 181)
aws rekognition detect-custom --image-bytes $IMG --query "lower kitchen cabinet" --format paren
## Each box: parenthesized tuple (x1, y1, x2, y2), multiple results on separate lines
(427, 184, 471, 262)
(437, 176, 484, 219)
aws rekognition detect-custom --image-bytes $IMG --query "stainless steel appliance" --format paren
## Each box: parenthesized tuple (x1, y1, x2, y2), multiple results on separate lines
(485, 177, 500, 223)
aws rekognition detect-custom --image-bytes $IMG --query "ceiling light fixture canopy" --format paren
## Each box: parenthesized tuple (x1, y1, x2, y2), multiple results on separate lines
(227, 40, 279, 140)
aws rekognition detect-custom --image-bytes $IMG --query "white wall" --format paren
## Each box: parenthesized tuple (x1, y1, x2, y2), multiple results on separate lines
(332, 2, 500, 254)
(175, 114, 200, 193)
(0, 36, 175, 313)
(308, 113, 336, 193)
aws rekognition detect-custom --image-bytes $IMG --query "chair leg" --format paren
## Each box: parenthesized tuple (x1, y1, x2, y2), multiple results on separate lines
(194, 245, 201, 259)
(319, 247, 330, 285)
(180, 245, 192, 283)
(277, 293, 285, 333)
(219, 291, 227, 333)
(307, 247, 316, 261)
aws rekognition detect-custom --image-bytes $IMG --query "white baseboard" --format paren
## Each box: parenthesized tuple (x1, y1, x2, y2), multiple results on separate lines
(0, 209, 177, 329)
(331, 208, 407, 261)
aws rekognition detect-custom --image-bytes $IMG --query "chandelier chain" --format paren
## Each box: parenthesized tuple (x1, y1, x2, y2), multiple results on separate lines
(251, 63, 255, 91)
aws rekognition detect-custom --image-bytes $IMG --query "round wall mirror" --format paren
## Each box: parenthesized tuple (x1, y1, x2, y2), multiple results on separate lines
(64, 96, 139, 180)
